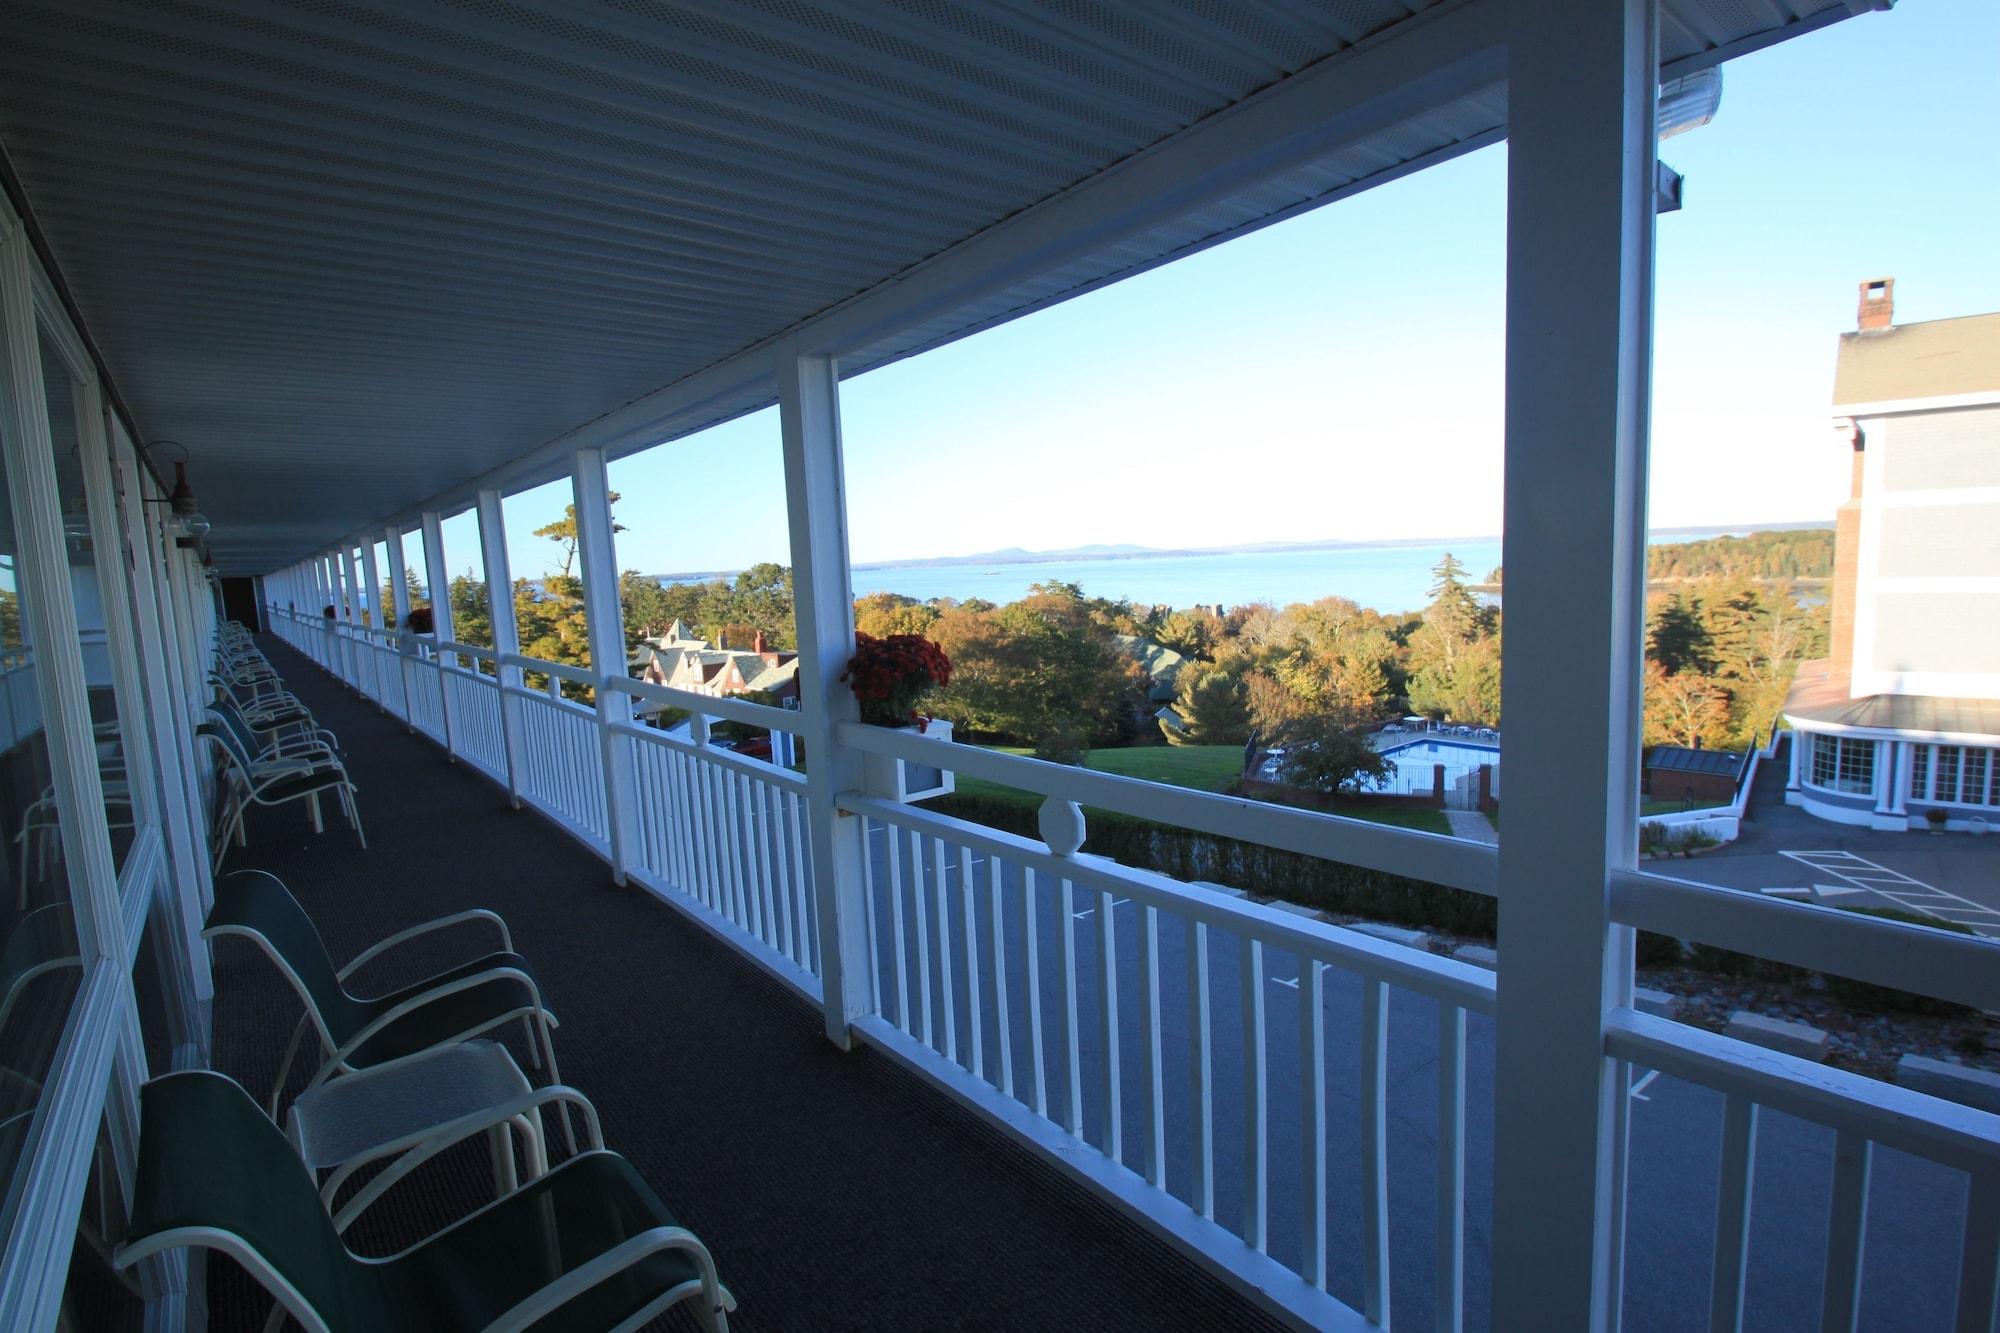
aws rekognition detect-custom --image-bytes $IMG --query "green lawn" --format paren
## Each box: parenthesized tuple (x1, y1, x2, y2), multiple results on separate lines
(953, 744, 1451, 835)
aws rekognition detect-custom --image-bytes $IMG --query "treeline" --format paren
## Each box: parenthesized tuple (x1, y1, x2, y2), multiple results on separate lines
(424, 497, 1824, 760)
(1487, 527, 1833, 586)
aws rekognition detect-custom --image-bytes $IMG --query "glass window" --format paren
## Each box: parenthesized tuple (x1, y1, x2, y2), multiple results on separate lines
(1835, 736, 1875, 796)
(40, 334, 136, 871)
(1909, 744, 1929, 800)
(1935, 745, 1960, 804)
(0, 346, 84, 1219)
(1963, 748, 1989, 806)
(1807, 733, 1874, 796)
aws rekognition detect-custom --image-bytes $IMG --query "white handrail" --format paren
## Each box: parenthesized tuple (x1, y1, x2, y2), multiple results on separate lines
(1606, 1009, 2000, 1175)
(838, 720, 1498, 898)
(841, 791, 1496, 1014)
(1610, 867, 2000, 1012)
(604, 674, 802, 734)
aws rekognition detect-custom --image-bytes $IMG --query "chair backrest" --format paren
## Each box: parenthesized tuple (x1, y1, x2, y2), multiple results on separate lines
(122, 1071, 391, 1329)
(207, 700, 266, 756)
(204, 872, 366, 1043)
(195, 719, 256, 778)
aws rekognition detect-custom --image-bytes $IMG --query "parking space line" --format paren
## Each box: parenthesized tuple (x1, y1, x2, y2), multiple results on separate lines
(1781, 849, 2000, 936)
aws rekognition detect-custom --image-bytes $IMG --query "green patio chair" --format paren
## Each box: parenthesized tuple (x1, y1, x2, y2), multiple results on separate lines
(202, 871, 564, 1138)
(114, 1071, 734, 1333)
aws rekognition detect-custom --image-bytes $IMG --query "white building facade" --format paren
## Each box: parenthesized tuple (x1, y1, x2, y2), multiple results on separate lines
(1785, 281, 2000, 829)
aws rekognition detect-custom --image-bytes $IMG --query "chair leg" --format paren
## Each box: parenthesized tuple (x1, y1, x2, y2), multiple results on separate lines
(306, 792, 323, 834)
(343, 787, 367, 850)
(268, 1015, 315, 1118)
(513, 1111, 547, 1178)
(535, 1016, 579, 1155)
(487, 1123, 517, 1197)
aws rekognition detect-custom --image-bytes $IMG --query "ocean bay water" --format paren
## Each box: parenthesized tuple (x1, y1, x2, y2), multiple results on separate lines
(849, 540, 1505, 615)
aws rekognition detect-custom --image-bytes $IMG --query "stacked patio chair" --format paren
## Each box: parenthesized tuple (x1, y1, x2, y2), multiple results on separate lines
(173, 868, 735, 1329)
(201, 626, 363, 862)
(114, 1072, 735, 1332)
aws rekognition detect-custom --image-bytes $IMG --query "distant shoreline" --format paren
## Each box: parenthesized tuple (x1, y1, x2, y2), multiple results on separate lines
(644, 521, 1832, 586)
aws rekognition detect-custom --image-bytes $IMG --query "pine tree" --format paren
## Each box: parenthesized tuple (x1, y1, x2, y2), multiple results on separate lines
(1164, 668, 1251, 746)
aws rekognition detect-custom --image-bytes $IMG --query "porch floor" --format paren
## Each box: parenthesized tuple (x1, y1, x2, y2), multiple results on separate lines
(206, 635, 1282, 1331)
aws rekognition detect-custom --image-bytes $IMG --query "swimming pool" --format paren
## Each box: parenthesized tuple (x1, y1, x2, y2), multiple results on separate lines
(1378, 737, 1500, 795)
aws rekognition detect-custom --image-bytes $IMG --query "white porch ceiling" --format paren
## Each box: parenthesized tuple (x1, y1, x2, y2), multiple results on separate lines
(0, 0, 1869, 572)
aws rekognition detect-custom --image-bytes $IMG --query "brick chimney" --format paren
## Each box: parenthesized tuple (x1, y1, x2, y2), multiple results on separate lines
(1857, 277, 1894, 332)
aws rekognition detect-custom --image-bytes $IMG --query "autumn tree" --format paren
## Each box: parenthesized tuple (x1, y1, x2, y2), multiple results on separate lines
(929, 585, 1141, 760)
(1642, 659, 1731, 749)
(855, 591, 940, 638)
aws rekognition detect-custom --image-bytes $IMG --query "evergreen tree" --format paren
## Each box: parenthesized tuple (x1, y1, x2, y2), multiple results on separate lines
(1163, 668, 1251, 746)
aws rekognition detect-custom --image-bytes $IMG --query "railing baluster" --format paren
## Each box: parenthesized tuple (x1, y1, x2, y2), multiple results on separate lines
(788, 789, 813, 969)
(1189, 920, 1213, 1221)
(932, 836, 955, 1063)
(1958, 1172, 2000, 1333)
(752, 774, 772, 943)
(771, 782, 795, 960)
(1361, 978, 1390, 1325)
(910, 828, 933, 1046)
(960, 845, 982, 1078)
(1300, 959, 1326, 1291)
(1710, 1094, 1758, 1333)
(723, 765, 747, 926)
(1241, 934, 1266, 1252)
(1097, 887, 1121, 1162)
(886, 822, 909, 1032)
(1023, 868, 1047, 1119)
(1138, 902, 1163, 1190)
(1822, 1130, 1872, 1333)
(859, 818, 880, 1009)
(700, 758, 724, 916)
(1059, 877, 1082, 1137)
(989, 854, 1012, 1099)
(1437, 1003, 1467, 1333)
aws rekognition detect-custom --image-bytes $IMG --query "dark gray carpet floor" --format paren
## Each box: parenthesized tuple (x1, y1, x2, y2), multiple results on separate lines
(205, 634, 1280, 1331)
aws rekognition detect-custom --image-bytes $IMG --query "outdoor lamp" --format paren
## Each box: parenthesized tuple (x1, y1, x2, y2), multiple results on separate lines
(140, 441, 211, 539)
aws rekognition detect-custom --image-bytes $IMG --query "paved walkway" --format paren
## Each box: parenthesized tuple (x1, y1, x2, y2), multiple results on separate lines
(1445, 809, 1498, 844)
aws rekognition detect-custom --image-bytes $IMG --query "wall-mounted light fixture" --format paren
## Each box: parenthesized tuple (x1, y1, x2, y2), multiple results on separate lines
(139, 440, 211, 543)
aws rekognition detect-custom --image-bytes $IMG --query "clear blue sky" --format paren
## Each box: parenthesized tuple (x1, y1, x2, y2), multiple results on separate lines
(448, 0, 1999, 587)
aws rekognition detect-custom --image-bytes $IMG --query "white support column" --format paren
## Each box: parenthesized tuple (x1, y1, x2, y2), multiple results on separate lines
(571, 448, 639, 883)
(1492, 3, 1658, 1330)
(341, 545, 366, 694)
(476, 489, 528, 806)
(419, 510, 460, 756)
(382, 527, 415, 728)
(778, 345, 871, 1047)
(384, 527, 413, 628)
(358, 537, 384, 707)
(358, 536, 382, 632)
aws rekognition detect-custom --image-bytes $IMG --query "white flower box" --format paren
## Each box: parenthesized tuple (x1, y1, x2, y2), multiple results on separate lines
(861, 718, 955, 802)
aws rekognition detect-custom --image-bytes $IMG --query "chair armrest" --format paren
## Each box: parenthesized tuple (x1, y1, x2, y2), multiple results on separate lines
(481, 1223, 734, 1333)
(327, 1085, 604, 1233)
(337, 909, 514, 982)
(308, 966, 551, 1092)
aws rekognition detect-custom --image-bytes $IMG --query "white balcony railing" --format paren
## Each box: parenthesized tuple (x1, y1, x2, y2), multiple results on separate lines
(265, 604, 2000, 1331)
